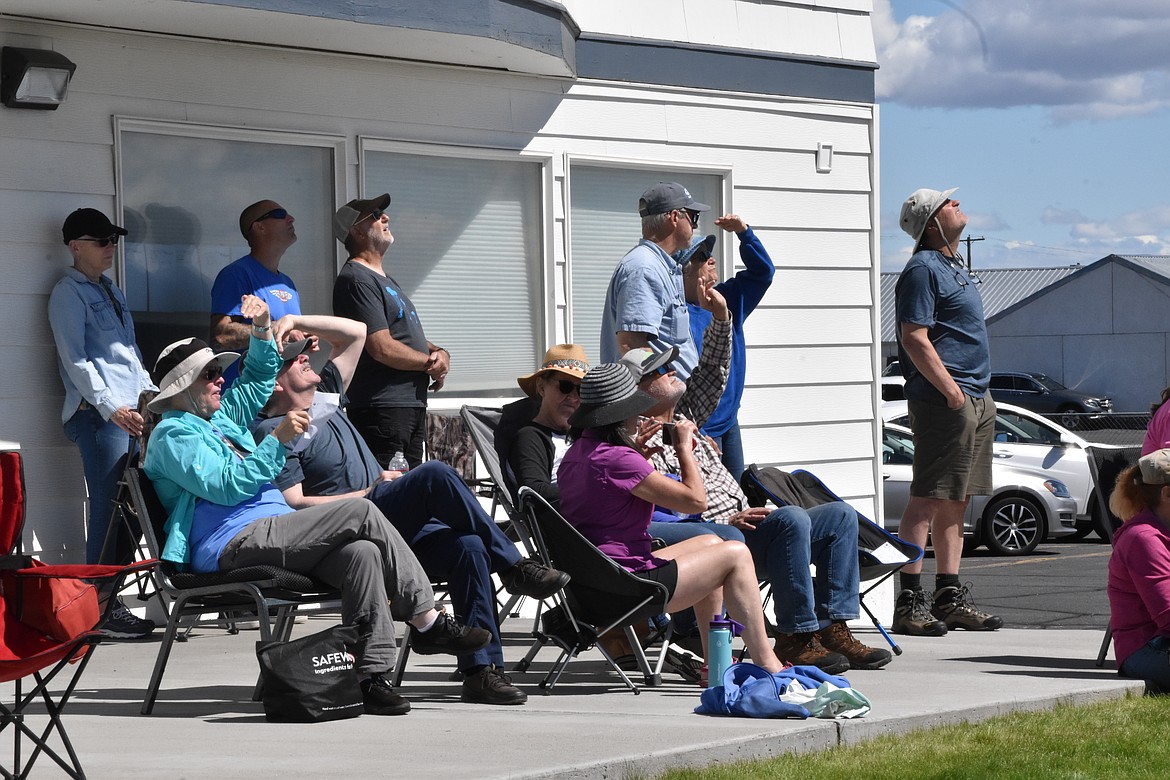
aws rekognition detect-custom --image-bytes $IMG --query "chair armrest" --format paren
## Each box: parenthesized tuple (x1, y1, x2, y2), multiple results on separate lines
(13, 559, 159, 580)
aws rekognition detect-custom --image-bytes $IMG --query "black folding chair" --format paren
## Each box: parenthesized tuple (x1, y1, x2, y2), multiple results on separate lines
(741, 464, 924, 656)
(120, 467, 343, 714)
(514, 488, 671, 694)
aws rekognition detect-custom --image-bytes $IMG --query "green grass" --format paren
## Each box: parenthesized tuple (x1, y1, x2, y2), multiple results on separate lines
(660, 693, 1170, 780)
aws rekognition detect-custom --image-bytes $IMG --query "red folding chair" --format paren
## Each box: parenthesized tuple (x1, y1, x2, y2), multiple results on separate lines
(0, 450, 155, 778)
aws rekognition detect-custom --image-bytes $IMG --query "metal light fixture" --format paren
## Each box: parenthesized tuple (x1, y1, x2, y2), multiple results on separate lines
(1, 46, 77, 110)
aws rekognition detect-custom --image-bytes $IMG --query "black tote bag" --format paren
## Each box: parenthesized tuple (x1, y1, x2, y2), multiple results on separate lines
(256, 623, 364, 722)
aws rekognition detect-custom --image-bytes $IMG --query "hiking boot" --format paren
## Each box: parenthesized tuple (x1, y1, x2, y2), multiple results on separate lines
(462, 664, 528, 705)
(361, 674, 411, 716)
(892, 588, 948, 636)
(772, 631, 849, 674)
(932, 583, 1004, 631)
(499, 558, 570, 600)
(409, 611, 492, 656)
(818, 621, 893, 670)
(100, 601, 156, 640)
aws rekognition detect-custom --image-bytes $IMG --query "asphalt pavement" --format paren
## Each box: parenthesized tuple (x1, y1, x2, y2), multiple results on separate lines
(928, 535, 1112, 630)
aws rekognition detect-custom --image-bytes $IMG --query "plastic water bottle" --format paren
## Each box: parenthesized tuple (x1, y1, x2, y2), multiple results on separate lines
(387, 450, 409, 473)
(707, 614, 733, 687)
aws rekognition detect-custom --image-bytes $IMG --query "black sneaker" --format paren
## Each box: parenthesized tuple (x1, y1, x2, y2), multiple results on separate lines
(461, 665, 527, 705)
(409, 611, 492, 656)
(100, 602, 156, 640)
(892, 588, 948, 636)
(361, 674, 411, 716)
(499, 558, 570, 600)
(932, 583, 1004, 631)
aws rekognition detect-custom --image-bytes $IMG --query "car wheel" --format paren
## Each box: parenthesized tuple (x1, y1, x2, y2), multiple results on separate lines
(982, 495, 1045, 555)
(1057, 404, 1083, 430)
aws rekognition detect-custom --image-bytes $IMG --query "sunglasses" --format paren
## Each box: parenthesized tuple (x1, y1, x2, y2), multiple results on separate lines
(251, 208, 289, 227)
(200, 365, 224, 382)
(75, 236, 120, 247)
(355, 208, 385, 226)
(677, 209, 699, 228)
(555, 379, 581, 396)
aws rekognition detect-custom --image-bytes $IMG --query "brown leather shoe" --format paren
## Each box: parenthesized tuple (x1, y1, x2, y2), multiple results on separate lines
(818, 621, 893, 670)
(772, 631, 849, 674)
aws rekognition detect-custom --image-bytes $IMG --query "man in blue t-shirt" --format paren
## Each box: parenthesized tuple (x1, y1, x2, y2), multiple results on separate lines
(680, 214, 775, 479)
(210, 199, 303, 383)
(892, 187, 1002, 638)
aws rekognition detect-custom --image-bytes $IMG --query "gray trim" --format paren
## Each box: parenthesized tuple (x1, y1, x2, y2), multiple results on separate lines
(577, 34, 875, 103)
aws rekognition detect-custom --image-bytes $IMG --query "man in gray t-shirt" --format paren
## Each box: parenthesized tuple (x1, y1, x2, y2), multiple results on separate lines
(892, 187, 1002, 638)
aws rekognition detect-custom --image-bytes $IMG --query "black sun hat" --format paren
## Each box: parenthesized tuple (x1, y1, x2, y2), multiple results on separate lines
(568, 363, 657, 429)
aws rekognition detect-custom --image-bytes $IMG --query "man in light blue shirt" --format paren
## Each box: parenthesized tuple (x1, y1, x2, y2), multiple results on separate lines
(600, 182, 708, 380)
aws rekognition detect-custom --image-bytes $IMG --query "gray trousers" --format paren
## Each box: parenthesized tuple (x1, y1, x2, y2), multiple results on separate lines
(218, 498, 434, 674)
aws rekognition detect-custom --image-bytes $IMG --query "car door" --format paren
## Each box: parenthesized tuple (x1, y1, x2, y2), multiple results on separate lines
(992, 409, 1094, 516)
(880, 426, 915, 532)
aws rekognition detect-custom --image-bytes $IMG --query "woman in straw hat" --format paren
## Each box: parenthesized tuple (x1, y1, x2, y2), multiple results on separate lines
(143, 294, 491, 715)
(507, 344, 590, 505)
(1107, 448, 1170, 693)
(557, 362, 786, 674)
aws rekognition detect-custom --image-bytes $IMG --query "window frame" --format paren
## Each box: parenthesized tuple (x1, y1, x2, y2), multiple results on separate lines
(113, 117, 347, 287)
(563, 154, 733, 345)
(357, 137, 555, 391)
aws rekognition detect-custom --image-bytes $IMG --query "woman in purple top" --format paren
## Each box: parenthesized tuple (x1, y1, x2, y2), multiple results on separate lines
(1107, 448, 1170, 692)
(557, 362, 785, 673)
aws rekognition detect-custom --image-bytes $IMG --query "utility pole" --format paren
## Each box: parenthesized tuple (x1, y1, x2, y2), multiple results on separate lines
(961, 235, 984, 271)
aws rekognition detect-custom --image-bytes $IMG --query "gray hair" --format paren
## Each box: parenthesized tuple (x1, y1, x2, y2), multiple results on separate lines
(641, 212, 671, 236)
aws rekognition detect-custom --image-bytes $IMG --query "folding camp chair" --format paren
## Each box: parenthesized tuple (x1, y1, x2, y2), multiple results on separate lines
(460, 404, 544, 623)
(0, 450, 154, 778)
(119, 466, 343, 714)
(740, 464, 924, 656)
(513, 487, 671, 694)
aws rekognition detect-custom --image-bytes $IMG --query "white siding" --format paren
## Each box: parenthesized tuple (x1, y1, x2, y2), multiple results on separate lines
(0, 14, 880, 552)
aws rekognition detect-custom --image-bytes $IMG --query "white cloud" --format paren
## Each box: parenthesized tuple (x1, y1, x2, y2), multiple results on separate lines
(874, 0, 1170, 118)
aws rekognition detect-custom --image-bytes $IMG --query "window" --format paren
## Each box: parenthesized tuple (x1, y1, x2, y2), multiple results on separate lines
(361, 145, 546, 393)
(567, 164, 724, 364)
(117, 120, 341, 366)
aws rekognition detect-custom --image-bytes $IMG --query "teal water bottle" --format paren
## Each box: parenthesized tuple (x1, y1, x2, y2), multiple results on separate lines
(707, 614, 733, 687)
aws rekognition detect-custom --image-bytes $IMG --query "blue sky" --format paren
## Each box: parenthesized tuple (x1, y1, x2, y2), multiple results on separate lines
(876, 0, 1170, 271)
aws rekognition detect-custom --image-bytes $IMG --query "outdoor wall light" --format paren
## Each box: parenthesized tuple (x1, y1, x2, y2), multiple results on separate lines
(1, 46, 77, 110)
(816, 142, 833, 173)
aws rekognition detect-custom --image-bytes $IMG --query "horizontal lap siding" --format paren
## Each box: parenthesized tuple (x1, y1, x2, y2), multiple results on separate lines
(1, 16, 879, 549)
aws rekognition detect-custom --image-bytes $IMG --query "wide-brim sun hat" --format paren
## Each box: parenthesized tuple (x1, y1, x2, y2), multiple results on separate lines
(148, 338, 238, 413)
(568, 362, 657, 429)
(899, 187, 957, 246)
(516, 344, 590, 397)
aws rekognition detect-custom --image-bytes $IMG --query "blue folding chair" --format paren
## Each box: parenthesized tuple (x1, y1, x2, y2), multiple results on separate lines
(740, 464, 924, 656)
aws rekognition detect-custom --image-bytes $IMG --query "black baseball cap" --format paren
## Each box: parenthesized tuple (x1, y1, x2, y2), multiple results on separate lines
(62, 208, 128, 245)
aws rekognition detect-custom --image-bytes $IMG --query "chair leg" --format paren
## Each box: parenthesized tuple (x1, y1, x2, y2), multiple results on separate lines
(859, 596, 902, 655)
(1096, 625, 1113, 668)
(141, 607, 187, 715)
(392, 629, 412, 688)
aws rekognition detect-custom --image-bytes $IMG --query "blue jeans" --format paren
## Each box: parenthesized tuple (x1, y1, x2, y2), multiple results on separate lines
(711, 421, 745, 482)
(1120, 635, 1170, 694)
(63, 406, 129, 565)
(742, 502, 860, 634)
(367, 461, 521, 671)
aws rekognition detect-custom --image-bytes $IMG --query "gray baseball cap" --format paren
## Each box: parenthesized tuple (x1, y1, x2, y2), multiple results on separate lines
(638, 182, 710, 217)
(899, 187, 957, 245)
(333, 193, 391, 243)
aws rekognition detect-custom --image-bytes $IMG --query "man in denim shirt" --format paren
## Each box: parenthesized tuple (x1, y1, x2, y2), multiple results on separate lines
(600, 182, 709, 380)
(48, 208, 157, 639)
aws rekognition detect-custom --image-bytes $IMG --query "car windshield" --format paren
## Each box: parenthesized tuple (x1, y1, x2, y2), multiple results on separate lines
(1030, 374, 1066, 391)
(882, 429, 914, 465)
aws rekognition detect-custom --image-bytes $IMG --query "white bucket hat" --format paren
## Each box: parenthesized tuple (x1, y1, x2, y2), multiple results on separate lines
(148, 338, 238, 413)
(900, 187, 958, 246)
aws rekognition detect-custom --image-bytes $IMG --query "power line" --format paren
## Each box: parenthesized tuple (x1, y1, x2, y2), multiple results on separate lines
(961, 235, 984, 271)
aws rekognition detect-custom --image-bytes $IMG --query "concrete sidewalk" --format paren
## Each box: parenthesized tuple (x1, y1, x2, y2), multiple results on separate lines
(20, 618, 1137, 779)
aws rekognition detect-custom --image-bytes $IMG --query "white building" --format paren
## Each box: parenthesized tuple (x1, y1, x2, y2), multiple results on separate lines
(1, 0, 883, 558)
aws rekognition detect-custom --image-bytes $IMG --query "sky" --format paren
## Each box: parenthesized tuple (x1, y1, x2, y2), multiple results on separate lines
(876, 0, 1170, 272)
